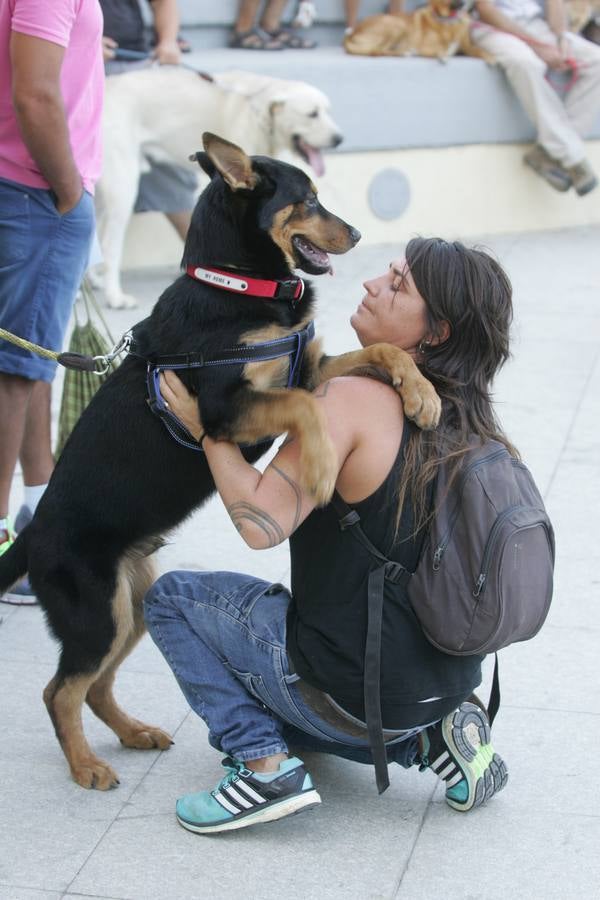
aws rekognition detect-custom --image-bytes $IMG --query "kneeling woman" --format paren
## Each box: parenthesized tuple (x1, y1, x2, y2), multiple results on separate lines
(144, 236, 513, 834)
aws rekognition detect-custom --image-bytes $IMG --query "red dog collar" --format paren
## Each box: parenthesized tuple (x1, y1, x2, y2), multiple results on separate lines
(186, 265, 305, 303)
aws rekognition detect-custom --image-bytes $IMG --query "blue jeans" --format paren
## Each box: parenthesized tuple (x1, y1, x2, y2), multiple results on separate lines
(0, 177, 95, 382)
(144, 570, 421, 768)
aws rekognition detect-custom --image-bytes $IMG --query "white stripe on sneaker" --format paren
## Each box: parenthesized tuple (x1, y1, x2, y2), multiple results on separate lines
(446, 770, 464, 788)
(430, 750, 449, 771)
(437, 761, 458, 780)
(224, 785, 253, 809)
(213, 791, 241, 815)
(236, 780, 267, 804)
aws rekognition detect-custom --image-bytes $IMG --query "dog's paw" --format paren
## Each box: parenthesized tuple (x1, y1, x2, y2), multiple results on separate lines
(119, 724, 174, 751)
(105, 292, 139, 310)
(396, 374, 442, 431)
(299, 437, 338, 506)
(71, 756, 120, 790)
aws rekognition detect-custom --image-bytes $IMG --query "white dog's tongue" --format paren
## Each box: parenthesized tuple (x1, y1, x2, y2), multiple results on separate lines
(299, 139, 325, 177)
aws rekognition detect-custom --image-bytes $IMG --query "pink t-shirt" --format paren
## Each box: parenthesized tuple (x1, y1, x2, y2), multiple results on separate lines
(0, 0, 104, 194)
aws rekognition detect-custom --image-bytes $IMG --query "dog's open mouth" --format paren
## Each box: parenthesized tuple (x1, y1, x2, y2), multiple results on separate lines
(292, 235, 332, 275)
(293, 136, 325, 177)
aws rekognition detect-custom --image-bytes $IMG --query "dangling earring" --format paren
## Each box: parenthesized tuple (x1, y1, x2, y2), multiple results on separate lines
(418, 339, 431, 355)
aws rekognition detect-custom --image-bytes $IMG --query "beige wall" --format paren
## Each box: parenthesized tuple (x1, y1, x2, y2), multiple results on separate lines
(120, 141, 600, 269)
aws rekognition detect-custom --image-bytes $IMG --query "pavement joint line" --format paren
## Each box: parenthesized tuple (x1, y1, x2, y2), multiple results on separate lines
(114, 708, 192, 821)
(543, 343, 600, 502)
(59, 717, 193, 896)
(389, 781, 439, 899)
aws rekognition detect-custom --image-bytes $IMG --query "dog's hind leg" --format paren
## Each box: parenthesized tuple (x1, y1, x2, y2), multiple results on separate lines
(43, 554, 165, 790)
(85, 554, 173, 752)
(43, 671, 120, 790)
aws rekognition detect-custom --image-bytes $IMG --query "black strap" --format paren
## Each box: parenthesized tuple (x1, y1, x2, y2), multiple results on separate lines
(331, 491, 410, 794)
(130, 321, 315, 370)
(332, 493, 502, 788)
(487, 654, 500, 726)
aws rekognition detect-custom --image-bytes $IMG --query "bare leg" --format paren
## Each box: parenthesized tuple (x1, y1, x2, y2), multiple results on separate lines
(260, 0, 287, 32)
(19, 380, 54, 488)
(0, 373, 34, 518)
(344, 0, 361, 31)
(245, 752, 288, 772)
(234, 0, 262, 33)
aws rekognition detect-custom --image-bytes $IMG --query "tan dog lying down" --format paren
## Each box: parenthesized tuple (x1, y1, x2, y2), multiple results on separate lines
(344, 0, 496, 62)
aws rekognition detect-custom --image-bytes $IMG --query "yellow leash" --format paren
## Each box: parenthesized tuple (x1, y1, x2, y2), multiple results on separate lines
(0, 325, 131, 374)
(0, 326, 60, 362)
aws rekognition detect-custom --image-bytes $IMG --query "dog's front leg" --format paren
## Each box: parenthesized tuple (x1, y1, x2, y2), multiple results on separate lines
(95, 155, 141, 310)
(228, 388, 338, 506)
(315, 344, 441, 430)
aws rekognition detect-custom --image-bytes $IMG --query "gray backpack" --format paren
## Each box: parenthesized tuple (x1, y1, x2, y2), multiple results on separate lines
(410, 438, 555, 657)
(332, 438, 555, 794)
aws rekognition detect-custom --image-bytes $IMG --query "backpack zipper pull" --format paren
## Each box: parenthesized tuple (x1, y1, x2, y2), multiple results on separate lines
(432, 546, 444, 570)
(473, 573, 486, 598)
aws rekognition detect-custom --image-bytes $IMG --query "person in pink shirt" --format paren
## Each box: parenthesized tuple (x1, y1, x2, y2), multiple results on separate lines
(0, 0, 104, 604)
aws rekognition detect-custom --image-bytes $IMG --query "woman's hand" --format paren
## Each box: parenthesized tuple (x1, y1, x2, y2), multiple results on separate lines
(159, 370, 203, 440)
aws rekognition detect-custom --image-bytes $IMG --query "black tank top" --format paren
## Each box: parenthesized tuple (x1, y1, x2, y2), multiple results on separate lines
(287, 424, 482, 729)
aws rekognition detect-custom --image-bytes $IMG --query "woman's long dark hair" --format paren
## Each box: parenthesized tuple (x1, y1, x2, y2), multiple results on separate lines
(396, 237, 517, 530)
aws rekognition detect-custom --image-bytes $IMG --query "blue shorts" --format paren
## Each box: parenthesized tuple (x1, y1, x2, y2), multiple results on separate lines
(0, 177, 95, 382)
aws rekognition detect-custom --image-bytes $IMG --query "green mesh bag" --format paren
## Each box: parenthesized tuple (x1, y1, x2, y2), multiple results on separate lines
(55, 278, 119, 458)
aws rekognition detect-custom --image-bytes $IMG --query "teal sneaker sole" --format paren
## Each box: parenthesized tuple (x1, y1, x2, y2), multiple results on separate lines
(176, 788, 321, 834)
(442, 703, 508, 812)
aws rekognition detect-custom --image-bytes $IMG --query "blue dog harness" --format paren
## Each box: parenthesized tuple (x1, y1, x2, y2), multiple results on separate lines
(131, 320, 315, 453)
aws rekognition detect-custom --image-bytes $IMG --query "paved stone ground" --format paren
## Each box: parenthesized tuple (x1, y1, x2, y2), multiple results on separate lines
(1, 226, 599, 900)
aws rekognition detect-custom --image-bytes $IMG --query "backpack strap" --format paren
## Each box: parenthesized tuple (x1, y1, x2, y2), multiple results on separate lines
(331, 492, 410, 794)
(487, 654, 501, 727)
(331, 492, 502, 792)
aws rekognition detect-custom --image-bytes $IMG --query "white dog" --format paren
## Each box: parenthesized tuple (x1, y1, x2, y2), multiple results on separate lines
(95, 67, 343, 309)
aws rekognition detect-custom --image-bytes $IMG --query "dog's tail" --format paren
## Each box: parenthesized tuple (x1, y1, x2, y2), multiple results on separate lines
(0, 527, 29, 597)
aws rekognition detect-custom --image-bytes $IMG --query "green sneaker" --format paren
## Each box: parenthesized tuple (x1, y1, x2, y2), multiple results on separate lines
(176, 756, 321, 834)
(0, 515, 36, 605)
(0, 518, 15, 557)
(420, 701, 508, 812)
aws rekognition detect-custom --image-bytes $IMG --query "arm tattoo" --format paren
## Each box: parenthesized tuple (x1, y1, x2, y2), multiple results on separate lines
(272, 463, 303, 532)
(227, 501, 285, 547)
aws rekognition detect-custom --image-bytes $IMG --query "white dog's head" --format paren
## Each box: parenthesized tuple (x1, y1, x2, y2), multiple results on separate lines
(214, 71, 343, 177)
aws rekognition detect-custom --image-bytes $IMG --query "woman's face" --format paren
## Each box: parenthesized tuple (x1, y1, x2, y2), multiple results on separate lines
(350, 258, 430, 356)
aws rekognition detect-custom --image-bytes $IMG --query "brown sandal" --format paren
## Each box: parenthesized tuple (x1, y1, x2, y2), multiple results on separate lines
(265, 27, 318, 49)
(229, 27, 286, 50)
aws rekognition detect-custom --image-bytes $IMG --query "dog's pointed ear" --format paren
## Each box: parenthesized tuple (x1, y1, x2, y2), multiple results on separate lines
(202, 132, 258, 191)
(189, 151, 216, 178)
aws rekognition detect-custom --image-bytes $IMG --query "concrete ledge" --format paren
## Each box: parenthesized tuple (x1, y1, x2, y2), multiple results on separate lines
(181, 48, 600, 150)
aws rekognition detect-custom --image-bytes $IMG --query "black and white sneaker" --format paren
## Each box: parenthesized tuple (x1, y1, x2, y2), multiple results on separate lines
(420, 701, 508, 811)
(176, 756, 321, 833)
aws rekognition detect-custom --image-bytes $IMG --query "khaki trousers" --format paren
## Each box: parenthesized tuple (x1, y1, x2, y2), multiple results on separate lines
(471, 17, 600, 166)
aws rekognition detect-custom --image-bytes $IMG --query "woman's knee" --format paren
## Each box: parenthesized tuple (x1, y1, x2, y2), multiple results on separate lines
(143, 569, 204, 625)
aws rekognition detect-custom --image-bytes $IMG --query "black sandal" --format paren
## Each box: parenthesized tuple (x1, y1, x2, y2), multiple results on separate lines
(265, 27, 318, 49)
(229, 27, 286, 50)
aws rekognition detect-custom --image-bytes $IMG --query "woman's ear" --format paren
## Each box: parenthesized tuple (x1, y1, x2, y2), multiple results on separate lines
(431, 320, 451, 346)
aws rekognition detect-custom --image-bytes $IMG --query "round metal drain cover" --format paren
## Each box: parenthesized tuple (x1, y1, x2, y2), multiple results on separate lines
(368, 168, 411, 220)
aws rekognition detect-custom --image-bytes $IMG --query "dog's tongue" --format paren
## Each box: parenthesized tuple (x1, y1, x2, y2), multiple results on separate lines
(299, 139, 325, 177)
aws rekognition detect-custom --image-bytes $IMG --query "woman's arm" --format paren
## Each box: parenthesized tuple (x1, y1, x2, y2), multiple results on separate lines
(160, 372, 359, 549)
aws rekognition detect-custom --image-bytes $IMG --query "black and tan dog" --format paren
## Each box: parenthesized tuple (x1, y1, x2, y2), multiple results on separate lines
(0, 134, 440, 790)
